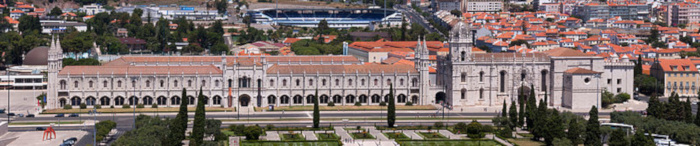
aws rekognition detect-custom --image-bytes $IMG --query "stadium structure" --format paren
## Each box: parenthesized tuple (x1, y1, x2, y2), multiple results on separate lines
(246, 8, 403, 28)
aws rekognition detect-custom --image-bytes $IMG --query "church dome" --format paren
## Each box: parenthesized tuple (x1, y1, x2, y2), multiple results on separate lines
(23, 46, 50, 66)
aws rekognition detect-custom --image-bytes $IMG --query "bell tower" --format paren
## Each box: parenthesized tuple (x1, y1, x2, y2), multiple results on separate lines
(449, 21, 473, 63)
(47, 35, 63, 109)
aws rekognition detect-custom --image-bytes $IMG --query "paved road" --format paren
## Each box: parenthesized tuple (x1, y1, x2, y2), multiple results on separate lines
(395, 5, 440, 35)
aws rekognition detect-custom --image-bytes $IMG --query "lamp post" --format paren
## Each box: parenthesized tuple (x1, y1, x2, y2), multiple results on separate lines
(132, 78, 137, 129)
(595, 74, 601, 109)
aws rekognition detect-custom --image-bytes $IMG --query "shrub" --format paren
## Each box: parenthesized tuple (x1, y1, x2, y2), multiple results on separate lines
(243, 125, 263, 140)
(110, 105, 114, 109)
(433, 122, 444, 129)
(614, 93, 630, 103)
(467, 120, 485, 139)
(355, 102, 362, 106)
(136, 104, 144, 108)
(63, 105, 72, 109)
(327, 102, 335, 106)
(94, 105, 101, 109)
(80, 103, 87, 109)
(454, 122, 467, 134)
(151, 103, 158, 108)
(122, 105, 130, 109)
(482, 125, 494, 133)
(379, 102, 386, 106)
(497, 125, 513, 138)
(405, 101, 413, 106)
(265, 124, 274, 130)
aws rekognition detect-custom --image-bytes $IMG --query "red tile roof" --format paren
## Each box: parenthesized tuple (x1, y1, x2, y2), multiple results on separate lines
(59, 65, 223, 75)
(565, 67, 601, 74)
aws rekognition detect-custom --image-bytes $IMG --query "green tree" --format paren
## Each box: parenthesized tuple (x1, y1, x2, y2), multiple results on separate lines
(631, 130, 655, 146)
(585, 106, 602, 146)
(601, 90, 614, 107)
(169, 88, 188, 145)
(387, 84, 396, 127)
(647, 94, 662, 118)
(567, 118, 584, 145)
(634, 56, 642, 75)
(502, 100, 507, 117)
(18, 15, 41, 33)
(518, 99, 525, 127)
(450, 10, 462, 17)
(509, 101, 517, 128)
(614, 93, 630, 103)
(155, 18, 171, 52)
(608, 129, 629, 146)
(696, 101, 700, 126)
(313, 89, 320, 128)
(192, 87, 206, 145)
(210, 20, 225, 35)
(526, 85, 537, 130)
(553, 138, 573, 146)
(49, 7, 63, 16)
(543, 109, 564, 145)
(684, 97, 693, 123)
(532, 99, 547, 140)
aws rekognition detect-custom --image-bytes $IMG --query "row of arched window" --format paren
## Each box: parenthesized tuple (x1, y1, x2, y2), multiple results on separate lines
(266, 78, 420, 88)
(459, 70, 549, 93)
(59, 79, 222, 90)
(59, 96, 223, 107)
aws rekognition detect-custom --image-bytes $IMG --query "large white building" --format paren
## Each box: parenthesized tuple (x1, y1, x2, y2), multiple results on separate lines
(45, 23, 634, 110)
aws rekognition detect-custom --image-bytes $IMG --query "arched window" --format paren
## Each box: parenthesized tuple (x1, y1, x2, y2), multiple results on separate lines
(387, 79, 392, 85)
(479, 71, 484, 82)
(146, 80, 150, 87)
(373, 79, 378, 86)
(361, 79, 366, 86)
(269, 79, 274, 87)
(117, 80, 122, 87)
(309, 79, 314, 86)
(479, 88, 484, 99)
(461, 51, 466, 61)
(160, 80, 165, 87)
(500, 71, 506, 92)
(74, 81, 79, 88)
(103, 80, 108, 88)
(411, 78, 418, 87)
(400, 79, 404, 86)
(282, 79, 287, 86)
(461, 73, 467, 82)
(335, 79, 340, 86)
(89, 81, 93, 88)
(202, 80, 206, 87)
(322, 79, 326, 86)
(60, 80, 67, 89)
(174, 80, 178, 87)
(461, 89, 466, 99)
(520, 71, 526, 81)
(348, 79, 353, 86)
(188, 80, 192, 87)
(215, 80, 220, 87)
(228, 79, 232, 88)
(132, 80, 136, 88)
(541, 70, 548, 91)
(295, 79, 300, 86)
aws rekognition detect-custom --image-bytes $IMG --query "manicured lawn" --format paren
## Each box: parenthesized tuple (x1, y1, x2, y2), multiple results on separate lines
(258, 105, 435, 111)
(516, 133, 534, 138)
(316, 133, 340, 141)
(417, 132, 447, 140)
(240, 141, 340, 146)
(281, 133, 305, 141)
(397, 140, 503, 146)
(9, 121, 83, 125)
(383, 132, 410, 140)
(507, 138, 545, 146)
(43, 107, 233, 114)
(350, 132, 375, 139)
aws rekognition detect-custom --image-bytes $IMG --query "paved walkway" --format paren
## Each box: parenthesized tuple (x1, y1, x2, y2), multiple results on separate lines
(437, 130, 462, 139)
(334, 127, 353, 142)
(365, 126, 389, 141)
(264, 131, 280, 141)
(402, 130, 423, 140)
(486, 134, 514, 146)
(302, 131, 318, 140)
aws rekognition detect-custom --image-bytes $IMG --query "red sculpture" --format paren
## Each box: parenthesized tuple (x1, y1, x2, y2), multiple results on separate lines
(43, 126, 56, 141)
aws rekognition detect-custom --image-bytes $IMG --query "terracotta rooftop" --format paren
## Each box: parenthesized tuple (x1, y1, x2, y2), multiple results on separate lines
(543, 48, 592, 57)
(657, 59, 698, 72)
(59, 65, 223, 76)
(266, 64, 418, 74)
(103, 56, 361, 66)
(565, 67, 601, 74)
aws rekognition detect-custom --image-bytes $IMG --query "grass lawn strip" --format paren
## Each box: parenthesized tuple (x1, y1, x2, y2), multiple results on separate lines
(280, 133, 305, 141)
(43, 107, 233, 114)
(383, 132, 410, 140)
(316, 133, 340, 141)
(350, 132, 375, 139)
(257, 105, 435, 111)
(240, 141, 340, 146)
(398, 140, 503, 146)
(417, 132, 447, 140)
(507, 138, 545, 146)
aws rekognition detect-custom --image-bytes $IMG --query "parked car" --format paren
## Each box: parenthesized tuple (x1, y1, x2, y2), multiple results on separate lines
(7, 113, 15, 116)
(0, 109, 5, 113)
(55, 113, 64, 117)
(68, 113, 79, 117)
(26, 114, 35, 118)
(17, 114, 24, 117)
(63, 137, 77, 145)
(36, 127, 46, 131)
